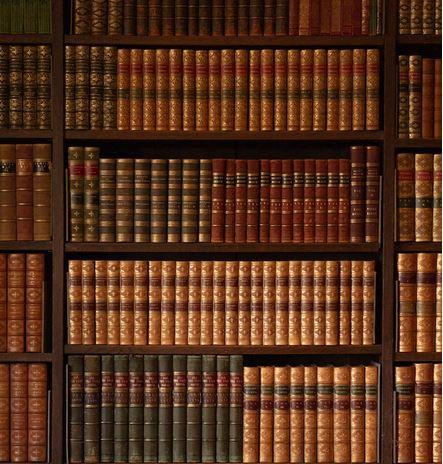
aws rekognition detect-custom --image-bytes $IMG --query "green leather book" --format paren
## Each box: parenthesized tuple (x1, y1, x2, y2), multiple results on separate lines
(229, 355, 243, 462)
(143, 355, 159, 462)
(216, 355, 230, 462)
(100, 355, 114, 463)
(10, 0, 24, 33)
(129, 355, 144, 463)
(68, 356, 84, 463)
(158, 355, 173, 462)
(187, 355, 202, 462)
(37, 0, 51, 33)
(23, 0, 37, 33)
(0, 0, 11, 33)
(202, 355, 216, 462)
(114, 355, 129, 463)
(84, 356, 101, 463)
(172, 355, 187, 462)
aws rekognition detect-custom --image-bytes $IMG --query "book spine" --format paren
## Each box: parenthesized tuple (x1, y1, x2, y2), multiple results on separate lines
(333, 366, 351, 462)
(350, 365, 365, 463)
(155, 49, 169, 130)
(436, 1, 442, 35)
(195, 50, 209, 131)
(274, 49, 287, 131)
(243, 366, 259, 463)
(235, 50, 248, 131)
(89, 46, 104, 130)
(161, 0, 174, 35)
(116, 158, 134, 242)
(108, 0, 123, 33)
(224, 159, 235, 243)
(398, 55, 410, 138)
(338, 159, 350, 243)
(15, 144, 33, 240)
(251, 261, 263, 345)
(273, 366, 289, 462)
(327, 159, 339, 243)
(107, 261, 120, 344)
(91, 0, 107, 33)
(362, 260, 375, 345)
(365, 48, 380, 130)
(434, 59, 442, 138)
(259, 159, 270, 243)
(352, 48, 366, 130)
(84, 356, 100, 463)
(288, 0, 299, 35)
(320, 0, 331, 34)
(213, 261, 226, 345)
(415, 153, 434, 241)
(143, 355, 158, 462)
(409, 55, 423, 138)
(208, 50, 221, 131)
(0, 255, 5, 352)
(169, 49, 183, 131)
(0, 144, 17, 240)
(292, 159, 304, 243)
(410, 0, 423, 34)
(187, 261, 201, 345)
(103, 46, 117, 130)
(317, 366, 333, 463)
(200, 261, 213, 345)
(259, 366, 274, 462)
(313, 260, 326, 345)
(68, 146, 84, 242)
(315, 159, 328, 243)
(211, 0, 224, 36)
(133, 261, 148, 345)
(0, 45, 7, 129)
(326, 49, 339, 130)
(264, 0, 275, 35)
(150, 159, 167, 242)
(114, 355, 129, 462)
(0, 364, 8, 458)
(237, 0, 249, 35)
(182, 159, 199, 242)
(263, 261, 276, 345)
(301, 260, 314, 345)
(313, 48, 326, 131)
(246, 159, 259, 243)
(148, 261, 161, 345)
(364, 365, 379, 463)
(7, 254, 25, 352)
(238, 261, 251, 346)
(433, 154, 442, 242)
(100, 355, 113, 463)
(350, 145, 366, 243)
(288, 260, 301, 345)
(141, 49, 155, 131)
(275, 262, 289, 344)
(172, 355, 187, 462)
(325, 260, 339, 345)
(167, 159, 182, 243)
(365, 145, 380, 243)
(94, 260, 107, 345)
(186, 355, 202, 462)
(135, 0, 147, 34)
(75, 45, 90, 130)
(300, 49, 313, 131)
(83, 147, 99, 242)
(225, 261, 239, 346)
(134, 158, 150, 243)
(120, 261, 134, 345)
(175, 0, 187, 36)
(303, 159, 316, 243)
(422, 58, 435, 138)
(260, 49, 274, 131)
(415, 363, 433, 463)
(224, 0, 237, 36)
(198, 0, 211, 35)
(174, 261, 189, 345)
(339, 49, 352, 131)
(32, 143, 51, 241)
(99, 158, 116, 242)
(160, 261, 175, 345)
(116, 49, 130, 130)
(433, 363, 442, 463)
(68, 260, 82, 345)
(221, 49, 234, 131)
(183, 49, 195, 130)
(229, 356, 243, 462)
(81, 260, 95, 345)
(417, 253, 437, 352)
(275, 0, 288, 35)
(398, 253, 417, 352)
(216, 355, 230, 462)
(281, 159, 292, 242)
(289, 366, 304, 462)
(303, 365, 317, 462)
(436, 254, 442, 352)
(350, 260, 364, 345)
(69, 356, 84, 463)
(23, 46, 37, 130)
(74, 0, 90, 34)
(128, 49, 142, 130)
(8, 45, 23, 129)
(298, 0, 311, 35)
(398, 0, 411, 34)
(211, 159, 225, 243)
(249, 50, 261, 131)
(269, 159, 282, 243)
(202, 354, 216, 462)
(339, 260, 351, 345)
(148, 0, 161, 35)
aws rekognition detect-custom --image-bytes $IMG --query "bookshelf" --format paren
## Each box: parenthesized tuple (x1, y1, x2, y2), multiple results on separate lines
(0, 1, 441, 463)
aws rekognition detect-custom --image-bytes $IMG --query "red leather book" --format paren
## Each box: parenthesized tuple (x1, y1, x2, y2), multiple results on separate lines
(310, 0, 321, 35)
(235, 159, 247, 243)
(341, 0, 353, 34)
(365, 146, 380, 243)
(338, 159, 351, 243)
(350, 146, 366, 243)
(320, 0, 331, 35)
(327, 159, 339, 243)
(10, 363, 28, 462)
(270, 160, 282, 243)
(315, 159, 328, 243)
(259, 159, 270, 243)
(15, 144, 33, 241)
(27, 363, 47, 462)
(281, 159, 293, 243)
(352, 0, 362, 35)
(0, 364, 9, 460)
(292, 159, 304, 243)
(26, 254, 44, 353)
(7, 254, 26, 353)
(288, 0, 299, 35)
(224, 159, 236, 243)
(303, 159, 316, 243)
(246, 160, 260, 243)
(211, 159, 226, 243)
(0, 255, 5, 352)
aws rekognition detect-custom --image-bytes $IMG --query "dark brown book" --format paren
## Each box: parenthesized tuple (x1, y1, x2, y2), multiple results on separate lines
(15, 144, 33, 241)
(350, 146, 366, 243)
(32, 144, 51, 241)
(123, 0, 136, 34)
(0, 144, 16, 241)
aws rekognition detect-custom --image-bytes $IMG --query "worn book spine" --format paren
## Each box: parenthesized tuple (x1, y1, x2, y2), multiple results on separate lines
(237, 0, 249, 35)
(167, 159, 181, 243)
(182, 159, 199, 242)
(15, 144, 33, 241)
(249, 50, 261, 131)
(147, 0, 160, 35)
(90, 0, 107, 34)
(8, 45, 23, 129)
(128, 48, 142, 130)
(243, 366, 259, 463)
(23, 46, 37, 130)
(27, 363, 47, 462)
(200, 261, 213, 345)
(288, 0, 299, 35)
(350, 145, 366, 243)
(135, 0, 147, 35)
(263, 261, 276, 345)
(338, 49, 352, 131)
(352, 48, 366, 130)
(362, 260, 375, 345)
(83, 147, 99, 242)
(148, 261, 161, 345)
(183, 49, 195, 130)
(116, 158, 134, 242)
(195, 50, 209, 131)
(224, 159, 235, 243)
(301, 260, 314, 345)
(292, 159, 304, 243)
(160, 261, 175, 345)
(221, 49, 234, 131)
(364, 365, 378, 463)
(350, 261, 364, 345)
(74, 45, 90, 130)
(251, 261, 263, 345)
(33, 45, 49, 129)
(313, 48, 326, 131)
(133, 261, 148, 345)
(350, 365, 365, 463)
(396, 153, 415, 241)
(315, 159, 328, 243)
(10, 363, 27, 461)
(68, 260, 82, 345)
(81, 260, 95, 345)
(141, 49, 155, 131)
(259, 159, 270, 243)
(410, 0, 423, 34)
(260, 49, 274, 131)
(7, 254, 25, 352)
(436, 254, 442, 352)
(103, 46, 117, 130)
(398, 0, 411, 34)
(108, 0, 123, 33)
(155, 49, 169, 130)
(209, 50, 221, 131)
(303, 365, 317, 462)
(174, 0, 187, 36)
(433, 154, 442, 242)
(249, 0, 263, 35)
(264, 0, 275, 35)
(0, 46, 7, 130)
(89, 46, 103, 130)
(289, 366, 303, 462)
(339, 260, 351, 345)
(398, 253, 417, 352)
(338, 159, 351, 243)
(225, 261, 239, 345)
(134, 158, 150, 243)
(107, 261, 120, 344)
(303, 159, 316, 243)
(116, 48, 130, 130)
(288, 261, 301, 345)
(120, 260, 134, 345)
(415, 153, 434, 241)
(143, 355, 158, 462)
(0, 256, 6, 352)
(409, 55, 423, 138)
(74, 0, 90, 34)
(229, 355, 243, 462)
(114, 355, 129, 462)
(274, 49, 287, 131)
(365, 145, 380, 243)
(398, 55, 410, 139)
(187, 261, 201, 345)
(99, 158, 116, 242)
(273, 366, 289, 463)
(99, 355, 113, 463)
(269, 159, 282, 243)
(325, 260, 339, 345)
(333, 366, 351, 462)
(123, 0, 136, 34)
(197, 0, 210, 35)
(433, 363, 442, 463)
(93, 260, 107, 345)
(327, 159, 339, 243)
(184, 355, 201, 462)
(259, 366, 274, 463)
(198, 159, 212, 243)
(216, 355, 230, 462)
(200, 354, 216, 462)
(281, 160, 292, 243)
(300, 49, 313, 131)
(29, 147, 52, 235)
(436, 1, 442, 35)
(69, 356, 84, 463)
(224, 0, 237, 36)
(434, 59, 442, 138)
(84, 356, 100, 463)
(172, 355, 186, 462)
(313, 260, 326, 345)
(150, 159, 167, 242)
(68, 146, 84, 242)
(246, 159, 259, 243)
(422, 58, 435, 138)
(317, 366, 333, 463)
(213, 261, 226, 345)
(174, 261, 189, 345)
(211, 159, 225, 243)
(238, 261, 251, 346)
(415, 362, 433, 463)
(326, 49, 339, 131)
(210, 0, 223, 36)
(235, 50, 248, 131)
(169, 49, 183, 131)
(0, 365, 7, 458)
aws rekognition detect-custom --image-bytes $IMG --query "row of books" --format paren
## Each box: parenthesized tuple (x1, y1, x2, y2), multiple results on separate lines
(398, 55, 442, 140)
(0, 363, 48, 463)
(398, 0, 441, 35)
(65, 46, 381, 131)
(0, 144, 52, 242)
(396, 153, 442, 243)
(395, 363, 441, 464)
(0, 254, 45, 354)
(68, 147, 381, 244)
(0, 46, 52, 131)
(0, 0, 51, 34)
(397, 253, 441, 353)
(67, 259, 376, 347)
(70, 0, 384, 36)
(67, 355, 380, 464)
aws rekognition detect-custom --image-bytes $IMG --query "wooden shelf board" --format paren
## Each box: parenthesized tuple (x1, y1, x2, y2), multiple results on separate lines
(65, 130, 384, 141)
(0, 34, 52, 44)
(0, 241, 52, 251)
(397, 35, 441, 45)
(65, 345, 382, 355)
(64, 34, 385, 47)
(0, 352, 53, 362)
(395, 138, 441, 149)
(394, 352, 442, 362)
(395, 242, 442, 252)
(0, 129, 53, 140)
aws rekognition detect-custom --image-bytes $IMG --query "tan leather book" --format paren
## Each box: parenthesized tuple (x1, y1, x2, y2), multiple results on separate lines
(221, 49, 234, 131)
(65, 45, 77, 129)
(251, 261, 263, 345)
(129, 48, 143, 130)
(238, 261, 251, 346)
(422, 58, 435, 138)
(338, 49, 352, 131)
(187, 261, 201, 345)
(288, 260, 301, 345)
(350, 365, 365, 462)
(195, 50, 209, 131)
(362, 260, 376, 345)
(119, 260, 134, 345)
(351, 260, 364, 345)
(313, 260, 326, 345)
(259, 366, 274, 463)
(398, 253, 418, 352)
(208, 50, 221, 131)
(289, 366, 304, 462)
(225, 261, 239, 346)
(275, 261, 288, 345)
(94, 260, 108, 345)
(304, 365, 317, 462)
(263, 261, 276, 345)
(243, 366, 260, 463)
(169, 49, 183, 131)
(200, 261, 213, 345)
(25, 254, 44, 353)
(181, 159, 199, 243)
(313, 49, 326, 131)
(68, 260, 82, 345)
(174, 261, 188, 345)
(117, 48, 130, 130)
(212, 261, 226, 345)
(133, 260, 148, 345)
(134, 158, 150, 243)
(160, 261, 175, 345)
(274, 49, 287, 131)
(148, 260, 161, 345)
(333, 365, 350, 463)
(287, 49, 300, 131)
(27, 363, 47, 462)
(15, 144, 33, 241)
(433, 154, 442, 242)
(106, 260, 120, 344)
(317, 365, 333, 463)
(116, 158, 134, 242)
(408, 55, 423, 139)
(301, 260, 314, 345)
(248, 50, 261, 131)
(260, 49, 274, 131)
(433, 363, 442, 463)
(183, 49, 196, 131)
(142, 49, 156, 131)
(415, 363, 434, 463)
(326, 49, 339, 131)
(0, 255, 6, 352)
(436, 254, 442, 352)
(7, 254, 25, 352)
(234, 49, 248, 131)
(300, 49, 314, 131)
(339, 260, 351, 345)
(365, 49, 380, 130)
(325, 260, 339, 345)
(352, 49, 366, 130)
(10, 363, 28, 462)
(273, 366, 289, 463)
(155, 49, 169, 130)
(365, 364, 379, 463)
(396, 152, 415, 242)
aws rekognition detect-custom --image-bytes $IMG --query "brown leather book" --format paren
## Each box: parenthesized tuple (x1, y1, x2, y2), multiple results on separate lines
(225, 261, 239, 345)
(155, 49, 169, 130)
(68, 260, 82, 345)
(0, 255, 6, 352)
(362, 260, 375, 345)
(273, 366, 290, 462)
(208, 50, 221, 131)
(339, 260, 351, 345)
(250, 261, 263, 345)
(246, 159, 260, 243)
(326, 49, 339, 131)
(415, 363, 434, 463)
(198, 0, 211, 35)
(120, 261, 134, 345)
(434, 59, 442, 138)
(303, 159, 315, 243)
(183, 49, 195, 131)
(15, 144, 33, 241)
(398, 253, 417, 352)
(195, 50, 209, 131)
(200, 261, 213, 345)
(0, 144, 16, 241)
(314, 159, 327, 243)
(221, 49, 235, 131)
(27, 363, 47, 462)
(313, 49, 326, 131)
(301, 260, 314, 345)
(281, 159, 292, 243)
(238, 261, 251, 346)
(166, 159, 181, 243)
(433, 363, 442, 463)
(350, 261, 364, 345)
(325, 260, 339, 345)
(224, 159, 236, 243)
(81, 260, 95, 344)
(160, 261, 175, 345)
(25, 254, 44, 353)
(212, 261, 226, 345)
(338, 49, 352, 131)
(10, 363, 28, 462)
(148, 260, 161, 345)
(32, 144, 51, 241)
(433, 154, 442, 242)
(116, 158, 134, 242)
(187, 261, 201, 345)
(352, 49, 366, 130)
(75, 46, 90, 130)
(84, 147, 100, 243)
(249, 50, 261, 131)
(169, 49, 183, 131)
(234, 159, 247, 243)
(133, 260, 148, 345)
(269, 159, 282, 243)
(289, 366, 304, 462)
(108, 0, 124, 33)
(365, 145, 380, 243)
(327, 159, 339, 243)
(259, 160, 270, 243)
(292, 159, 304, 243)
(303, 365, 317, 462)
(7, 254, 25, 353)
(409, 55, 423, 138)
(317, 365, 333, 463)
(274, 49, 287, 131)
(94, 260, 108, 345)
(142, 49, 156, 131)
(263, 261, 276, 346)
(422, 58, 435, 138)
(235, 50, 248, 131)
(243, 366, 260, 463)
(275, 261, 289, 345)
(350, 365, 365, 462)
(300, 49, 313, 130)
(436, 254, 442, 353)
(350, 146, 366, 243)
(174, 261, 188, 345)
(0, 364, 9, 461)
(313, 260, 326, 345)
(260, 49, 274, 131)
(333, 366, 350, 462)
(107, 260, 120, 344)
(259, 366, 274, 462)
(415, 153, 434, 241)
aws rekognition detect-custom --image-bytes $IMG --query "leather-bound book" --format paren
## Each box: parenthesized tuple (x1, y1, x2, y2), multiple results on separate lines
(301, 260, 314, 345)
(415, 153, 433, 241)
(303, 159, 316, 243)
(276, 0, 288, 35)
(298, 0, 311, 35)
(200, 261, 214, 345)
(81, 260, 95, 345)
(120, 260, 134, 345)
(398, 55, 409, 138)
(259, 366, 274, 463)
(175, 261, 189, 345)
(317, 366, 333, 463)
(350, 365, 365, 463)
(288, 260, 301, 345)
(409, 55, 423, 138)
(0, 144, 16, 241)
(36, 45, 51, 130)
(414, 363, 433, 463)
(89, 46, 104, 130)
(364, 364, 379, 463)
(116, 48, 130, 130)
(263, 0, 275, 35)
(213, 261, 226, 345)
(68, 260, 82, 345)
(416, 253, 437, 352)
(155, 49, 169, 130)
(0, 46, 7, 130)
(396, 153, 415, 241)
(315, 159, 328, 243)
(141, 49, 155, 130)
(15, 145, 33, 241)
(65, 46, 76, 129)
(259, 159, 270, 243)
(362, 260, 375, 345)
(216, 355, 230, 462)
(224, 0, 237, 35)
(172, 355, 186, 462)
(174, 0, 187, 36)
(135, 0, 148, 34)
(327, 159, 339, 243)
(398, 253, 417, 352)
(313, 260, 326, 345)
(352, 48, 365, 130)
(434, 59, 442, 138)
(234, 50, 248, 131)
(433, 363, 442, 463)
(249, 50, 261, 131)
(150, 159, 167, 242)
(422, 58, 435, 138)
(436, 1, 442, 35)
(300, 49, 313, 130)
(148, 261, 161, 345)
(91, 0, 107, 34)
(436, 254, 442, 352)
(0, 364, 8, 460)
(288, 0, 299, 35)
(23, 46, 37, 130)
(303, 365, 317, 462)
(275, 261, 289, 345)
(289, 366, 304, 463)
(211, 159, 226, 243)
(183, 49, 195, 130)
(198, 0, 211, 35)
(69, 356, 84, 463)
(246, 159, 259, 243)
(338, 158, 350, 243)
(25, 254, 44, 353)
(188, 261, 201, 345)
(32, 144, 51, 241)
(250, 261, 263, 345)
(161, 0, 174, 35)
(9, 45, 23, 129)
(84, 356, 100, 463)
(99, 158, 116, 242)
(211, 0, 224, 35)
(273, 366, 289, 463)
(169, 49, 183, 131)
(237, 0, 249, 35)
(398, 0, 410, 34)
(320, 0, 331, 34)
(116, 158, 134, 242)
(75, 46, 90, 130)
(249, 0, 263, 35)
(84, 147, 99, 243)
(187, 355, 202, 462)
(148, 0, 161, 35)
(325, 260, 339, 345)
(269, 159, 282, 243)
(326, 49, 339, 130)
(7, 254, 25, 352)
(209, 50, 221, 131)
(134, 260, 148, 345)
(123, 0, 136, 34)
(134, 158, 150, 243)
(182, 159, 199, 242)
(224, 159, 235, 243)
(350, 260, 364, 345)
(338, 49, 352, 131)
(0, 256, 6, 352)
(410, 0, 423, 34)
(129, 49, 143, 130)
(202, 354, 216, 462)
(274, 49, 287, 131)
(195, 50, 209, 130)
(198, 159, 212, 243)
(243, 366, 259, 463)
(229, 356, 243, 462)
(263, 261, 276, 345)
(160, 261, 175, 345)
(339, 260, 351, 345)
(114, 355, 129, 462)
(108, 0, 123, 33)
(68, 146, 84, 242)
(94, 260, 107, 345)
(238, 261, 251, 345)
(74, 0, 90, 33)
(281, 159, 292, 242)
(166, 159, 181, 243)
(221, 49, 234, 131)
(292, 159, 304, 243)
(313, 48, 326, 131)
(433, 154, 442, 242)
(350, 145, 366, 243)
(260, 49, 274, 131)
(333, 366, 350, 462)
(100, 355, 114, 463)
(225, 261, 239, 346)
(143, 355, 158, 462)
(107, 260, 120, 345)
(103, 46, 117, 130)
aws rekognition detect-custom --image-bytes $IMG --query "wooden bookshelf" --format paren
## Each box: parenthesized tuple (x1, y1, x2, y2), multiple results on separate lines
(0, 1, 440, 463)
